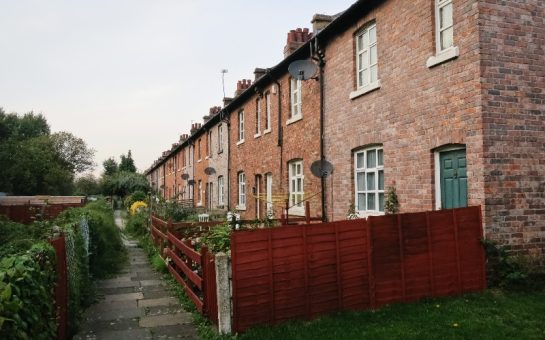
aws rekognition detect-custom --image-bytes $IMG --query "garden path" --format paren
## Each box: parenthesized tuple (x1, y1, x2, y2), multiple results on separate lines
(73, 211, 197, 339)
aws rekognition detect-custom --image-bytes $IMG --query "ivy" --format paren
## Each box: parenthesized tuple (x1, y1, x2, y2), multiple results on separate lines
(0, 243, 57, 340)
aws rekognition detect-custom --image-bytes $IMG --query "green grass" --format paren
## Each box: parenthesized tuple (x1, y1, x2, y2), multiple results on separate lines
(240, 290, 545, 340)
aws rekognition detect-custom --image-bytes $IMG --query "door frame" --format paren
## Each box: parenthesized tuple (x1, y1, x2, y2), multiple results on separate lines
(434, 144, 466, 210)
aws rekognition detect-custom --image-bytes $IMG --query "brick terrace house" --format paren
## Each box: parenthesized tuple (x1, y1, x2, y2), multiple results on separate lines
(225, 28, 323, 221)
(313, 0, 544, 255)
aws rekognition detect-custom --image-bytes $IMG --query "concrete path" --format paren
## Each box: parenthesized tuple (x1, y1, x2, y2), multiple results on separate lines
(74, 211, 197, 340)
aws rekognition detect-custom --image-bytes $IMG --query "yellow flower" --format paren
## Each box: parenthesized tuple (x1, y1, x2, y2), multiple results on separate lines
(453, 323, 459, 327)
(435, 304, 440, 308)
(130, 201, 147, 215)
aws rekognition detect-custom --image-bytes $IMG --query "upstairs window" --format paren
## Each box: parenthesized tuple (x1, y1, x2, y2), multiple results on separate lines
(238, 111, 245, 143)
(198, 138, 202, 160)
(354, 146, 384, 215)
(207, 130, 212, 157)
(255, 98, 261, 136)
(265, 93, 271, 132)
(437, 0, 454, 52)
(356, 22, 378, 89)
(218, 124, 224, 153)
(289, 78, 302, 121)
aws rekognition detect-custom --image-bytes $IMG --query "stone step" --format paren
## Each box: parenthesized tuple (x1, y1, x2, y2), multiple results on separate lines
(139, 312, 192, 328)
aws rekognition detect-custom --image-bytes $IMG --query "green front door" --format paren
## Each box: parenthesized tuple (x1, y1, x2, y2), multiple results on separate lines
(440, 149, 468, 209)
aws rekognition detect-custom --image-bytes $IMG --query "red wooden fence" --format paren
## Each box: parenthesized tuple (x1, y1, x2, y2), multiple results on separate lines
(150, 215, 218, 324)
(230, 206, 486, 332)
(50, 236, 68, 340)
(0, 203, 84, 224)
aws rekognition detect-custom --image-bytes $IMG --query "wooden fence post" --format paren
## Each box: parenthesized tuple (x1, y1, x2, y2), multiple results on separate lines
(215, 252, 232, 334)
(201, 246, 209, 316)
(305, 201, 311, 225)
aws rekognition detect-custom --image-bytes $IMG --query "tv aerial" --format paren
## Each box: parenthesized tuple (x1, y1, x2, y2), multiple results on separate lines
(288, 59, 318, 81)
(181, 173, 189, 180)
(204, 167, 216, 175)
(310, 159, 334, 178)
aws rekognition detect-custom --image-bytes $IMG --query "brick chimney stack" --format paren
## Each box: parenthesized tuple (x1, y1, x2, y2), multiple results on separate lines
(311, 14, 334, 33)
(254, 68, 266, 81)
(190, 123, 198, 135)
(209, 106, 222, 116)
(235, 79, 252, 97)
(223, 97, 233, 107)
(284, 28, 312, 58)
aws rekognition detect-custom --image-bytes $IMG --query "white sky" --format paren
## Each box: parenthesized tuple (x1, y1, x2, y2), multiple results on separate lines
(0, 0, 355, 176)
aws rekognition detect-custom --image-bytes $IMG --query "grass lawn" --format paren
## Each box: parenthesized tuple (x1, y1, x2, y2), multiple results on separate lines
(239, 290, 545, 340)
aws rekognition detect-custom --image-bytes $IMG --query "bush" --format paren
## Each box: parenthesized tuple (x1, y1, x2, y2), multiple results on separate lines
(201, 223, 232, 253)
(124, 190, 147, 209)
(0, 242, 57, 339)
(0, 220, 53, 257)
(153, 200, 195, 222)
(125, 209, 149, 237)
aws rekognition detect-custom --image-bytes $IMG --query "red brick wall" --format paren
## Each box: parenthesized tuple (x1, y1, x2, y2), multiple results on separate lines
(479, 0, 545, 255)
(194, 135, 209, 208)
(323, 0, 485, 219)
(229, 73, 322, 220)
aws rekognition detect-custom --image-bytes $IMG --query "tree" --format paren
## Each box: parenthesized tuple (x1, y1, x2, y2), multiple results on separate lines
(74, 174, 101, 196)
(119, 150, 136, 173)
(102, 157, 118, 176)
(51, 131, 95, 173)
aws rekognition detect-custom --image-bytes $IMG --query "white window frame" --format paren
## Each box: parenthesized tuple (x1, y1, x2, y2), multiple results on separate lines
(198, 180, 202, 206)
(218, 176, 225, 206)
(218, 124, 224, 153)
(264, 93, 272, 133)
(237, 111, 245, 144)
(351, 22, 381, 99)
(254, 98, 262, 138)
(237, 172, 246, 209)
(427, 0, 459, 68)
(288, 78, 302, 124)
(207, 130, 212, 158)
(288, 160, 304, 216)
(354, 146, 385, 216)
(265, 173, 273, 217)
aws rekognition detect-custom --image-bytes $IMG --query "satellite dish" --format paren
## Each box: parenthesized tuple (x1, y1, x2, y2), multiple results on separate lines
(310, 160, 334, 178)
(188, 179, 195, 185)
(181, 173, 189, 180)
(204, 167, 216, 175)
(288, 60, 318, 80)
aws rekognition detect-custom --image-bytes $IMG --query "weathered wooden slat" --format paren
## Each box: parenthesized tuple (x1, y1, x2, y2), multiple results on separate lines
(167, 249, 203, 290)
(167, 232, 201, 264)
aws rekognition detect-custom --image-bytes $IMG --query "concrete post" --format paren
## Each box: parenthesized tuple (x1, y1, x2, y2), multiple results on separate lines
(215, 252, 232, 334)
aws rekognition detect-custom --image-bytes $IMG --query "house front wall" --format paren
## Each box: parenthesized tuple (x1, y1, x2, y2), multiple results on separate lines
(323, 0, 485, 221)
(479, 0, 545, 255)
(229, 73, 322, 220)
(207, 120, 229, 211)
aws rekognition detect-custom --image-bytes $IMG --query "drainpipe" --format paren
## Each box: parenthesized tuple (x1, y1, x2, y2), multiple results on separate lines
(266, 69, 284, 191)
(221, 110, 231, 211)
(313, 37, 327, 222)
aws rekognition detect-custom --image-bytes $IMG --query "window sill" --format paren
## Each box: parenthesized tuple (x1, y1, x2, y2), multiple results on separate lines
(288, 207, 305, 216)
(197, 159, 202, 163)
(236, 205, 246, 211)
(349, 80, 381, 100)
(263, 128, 272, 135)
(286, 115, 303, 126)
(254, 132, 261, 139)
(426, 46, 459, 68)
(205, 156, 210, 160)
(236, 140, 245, 146)
(357, 211, 385, 218)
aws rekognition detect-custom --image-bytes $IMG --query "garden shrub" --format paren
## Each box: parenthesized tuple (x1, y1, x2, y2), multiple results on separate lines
(124, 190, 147, 209)
(0, 242, 57, 340)
(125, 209, 149, 237)
(153, 200, 195, 222)
(201, 223, 232, 253)
(0, 220, 53, 257)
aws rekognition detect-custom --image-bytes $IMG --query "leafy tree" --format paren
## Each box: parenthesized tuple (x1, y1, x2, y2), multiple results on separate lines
(102, 157, 118, 176)
(51, 131, 95, 173)
(74, 174, 101, 196)
(119, 150, 136, 173)
(101, 171, 149, 197)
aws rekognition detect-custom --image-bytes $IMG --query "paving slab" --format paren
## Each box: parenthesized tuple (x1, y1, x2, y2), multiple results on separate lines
(139, 313, 192, 328)
(149, 324, 198, 339)
(140, 279, 165, 287)
(79, 317, 140, 332)
(99, 280, 140, 289)
(138, 297, 179, 308)
(83, 307, 144, 322)
(75, 328, 152, 340)
(86, 300, 139, 313)
(144, 305, 185, 317)
(100, 286, 138, 295)
(103, 292, 144, 302)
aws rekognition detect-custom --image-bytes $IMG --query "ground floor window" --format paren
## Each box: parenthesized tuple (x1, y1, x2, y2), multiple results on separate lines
(354, 146, 384, 215)
(238, 172, 246, 209)
(218, 176, 224, 206)
(289, 160, 304, 214)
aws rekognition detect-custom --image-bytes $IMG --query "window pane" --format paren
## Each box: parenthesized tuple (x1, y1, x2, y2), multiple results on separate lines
(367, 172, 376, 190)
(358, 71, 363, 87)
(379, 193, 385, 212)
(378, 149, 384, 166)
(370, 45, 377, 65)
(357, 172, 365, 191)
(361, 51, 368, 68)
(358, 53, 363, 70)
(367, 193, 376, 211)
(370, 65, 378, 83)
(440, 3, 453, 29)
(356, 152, 365, 169)
(441, 27, 454, 50)
(362, 69, 369, 86)
(367, 150, 376, 168)
(369, 25, 376, 44)
(297, 178, 302, 191)
(357, 34, 363, 51)
(378, 170, 384, 190)
(357, 193, 365, 211)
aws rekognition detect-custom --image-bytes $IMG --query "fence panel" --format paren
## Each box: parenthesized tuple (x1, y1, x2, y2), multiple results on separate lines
(231, 206, 486, 333)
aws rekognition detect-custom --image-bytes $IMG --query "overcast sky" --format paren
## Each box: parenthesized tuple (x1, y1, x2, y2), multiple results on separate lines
(0, 0, 355, 176)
